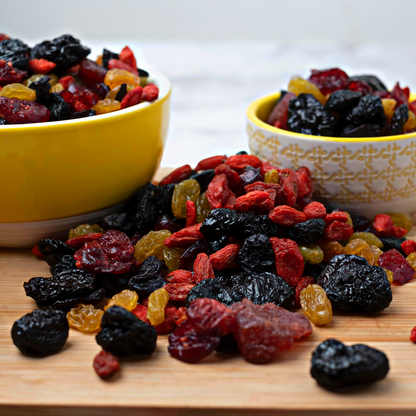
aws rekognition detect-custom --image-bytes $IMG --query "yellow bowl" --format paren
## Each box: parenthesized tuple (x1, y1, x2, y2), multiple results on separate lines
(247, 91, 416, 218)
(0, 68, 171, 246)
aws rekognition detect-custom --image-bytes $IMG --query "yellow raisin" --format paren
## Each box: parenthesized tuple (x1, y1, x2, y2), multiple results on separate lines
(0, 83, 36, 101)
(343, 238, 369, 255)
(344, 211, 353, 227)
(104, 289, 138, 311)
(67, 304, 104, 333)
(404, 110, 416, 133)
(147, 287, 170, 326)
(288, 76, 326, 105)
(172, 179, 201, 219)
(68, 223, 105, 239)
(196, 192, 211, 223)
(163, 246, 185, 272)
(381, 98, 397, 122)
(406, 252, 416, 271)
(104, 68, 140, 90)
(299, 284, 332, 326)
(350, 232, 383, 248)
(383, 268, 394, 285)
(22, 74, 45, 87)
(360, 245, 383, 266)
(134, 230, 172, 263)
(264, 169, 279, 184)
(48, 73, 58, 86)
(107, 84, 134, 100)
(320, 241, 344, 262)
(385, 212, 413, 232)
(96, 55, 103, 65)
(299, 245, 324, 264)
(93, 98, 121, 115)
(50, 82, 64, 93)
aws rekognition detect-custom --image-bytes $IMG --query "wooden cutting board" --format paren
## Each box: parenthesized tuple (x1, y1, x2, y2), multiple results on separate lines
(1, 171, 416, 415)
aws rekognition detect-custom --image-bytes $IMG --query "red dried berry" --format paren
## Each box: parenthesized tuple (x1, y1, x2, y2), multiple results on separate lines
(348, 80, 372, 95)
(65, 233, 103, 250)
(175, 306, 188, 326)
(67, 64, 80, 76)
(245, 181, 281, 204)
(294, 276, 315, 308)
(223, 190, 237, 209)
(225, 154, 261, 173)
(166, 269, 195, 284)
(120, 86, 143, 109)
(73, 101, 90, 112)
(185, 200, 197, 228)
(410, 326, 416, 343)
(401, 240, 416, 256)
(308, 68, 349, 95)
(260, 161, 279, 175)
(267, 92, 296, 129)
(100, 230, 134, 260)
(78, 59, 107, 87)
(0, 60, 27, 85)
(214, 164, 241, 191)
(131, 304, 150, 324)
(154, 214, 181, 234)
(142, 84, 159, 102)
(28, 58, 56, 74)
(187, 298, 236, 335)
(0, 96, 50, 123)
(390, 226, 407, 239)
(0, 34, 10, 42)
(392, 82, 410, 106)
(279, 168, 298, 207)
(295, 166, 314, 198)
(71, 89, 99, 110)
(324, 211, 349, 225)
(108, 58, 139, 76)
(154, 306, 178, 335)
(206, 174, 230, 209)
(195, 155, 227, 171)
(164, 283, 195, 301)
(269, 205, 307, 226)
(119, 46, 137, 71)
(32, 245, 43, 258)
(193, 253, 215, 283)
(159, 164, 192, 187)
(379, 249, 415, 285)
(164, 223, 205, 248)
(323, 221, 353, 241)
(234, 191, 272, 213)
(209, 244, 240, 271)
(58, 75, 75, 89)
(303, 201, 326, 220)
(373, 214, 393, 237)
(93, 350, 120, 379)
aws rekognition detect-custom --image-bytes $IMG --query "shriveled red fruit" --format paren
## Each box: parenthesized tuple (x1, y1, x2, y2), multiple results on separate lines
(185, 200, 197, 228)
(373, 214, 393, 237)
(108, 59, 139, 76)
(223, 190, 236, 209)
(32, 245, 43, 258)
(119, 46, 137, 70)
(175, 306, 188, 326)
(142, 84, 159, 102)
(401, 240, 416, 256)
(308, 68, 349, 95)
(379, 249, 415, 285)
(295, 167, 314, 198)
(411, 326, 416, 343)
(120, 86, 143, 109)
(195, 155, 227, 171)
(93, 350, 120, 379)
(78, 59, 107, 87)
(0, 34, 10, 42)
(323, 221, 353, 241)
(245, 181, 281, 204)
(209, 244, 240, 270)
(225, 154, 261, 173)
(68, 82, 87, 94)
(269, 205, 307, 226)
(165, 269, 195, 283)
(164, 283, 195, 301)
(234, 191, 272, 213)
(231, 299, 312, 364)
(168, 320, 221, 363)
(392, 82, 410, 106)
(131, 304, 151, 324)
(296, 196, 314, 210)
(58, 75, 75, 89)
(390, 226, 407, 238)
(294, 276, 314, 308)
(154, 214, 181, 234)
(279, 168, 298, 207)
(206, 174, 230, 209)
(164, 223, 204, 248)
(159, 164, 192, 187)
(261, 161, 279, 175)
(0, 60, 27, 85)
(270, 238, 304, 287)
(0, 96, 50, 123)
(214, 164, 241, 190)
(154, 306, 178, 335)
(187, 298, 236, 335)
(324, 211, 349, 225)
(28, 59, 56, 74)
(193, 253, 215, 283)
(71, 89, 99, 109)
(349, 80, 371, 95)
(267, 92, 296, 129)
(65, 233, 103, 250)
(303, 201, 326, 220)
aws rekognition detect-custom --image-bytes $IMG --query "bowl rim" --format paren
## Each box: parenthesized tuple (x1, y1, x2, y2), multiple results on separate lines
(0, 66, 171, 130)
(247, 91, 416, 143)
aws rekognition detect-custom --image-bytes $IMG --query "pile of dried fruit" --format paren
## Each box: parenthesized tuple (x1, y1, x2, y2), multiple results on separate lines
(0, 34, 159, 124)
(12, 151, 416, 390)
(267, 68, 416, 137)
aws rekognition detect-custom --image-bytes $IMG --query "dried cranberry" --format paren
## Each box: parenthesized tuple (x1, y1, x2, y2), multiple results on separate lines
(0, 59, 27, 85)
(93, 350, 120, 379)
(0, 96, 50, 124)
(379, 249, 415, 285)
(349, 80, 372, 95)
(308, 68, 349, 95)
(78, 59, 107, 87)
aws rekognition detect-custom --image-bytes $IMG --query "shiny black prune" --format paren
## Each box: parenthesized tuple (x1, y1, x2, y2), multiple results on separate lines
(237, 234, 274, 273)
(50, 254, 76, 276)
(340, 123, 381, 137)
(52, 288, 106, 310)
(317, 255, 392, 313)
(102, 48, 119, 69)
(0, 38, 30, 70)
(29, 76, 51, 104)
(343, 95, 386, 126)
(96, 306, 157, 356)
(287, 93, 336, 136)
(185, 278, 234, 307)
(155, 184, 175, 216)
(379, 236, 406, 253)
(131, 182, 158, 231)
(215, 333, 239, 354)
(31, 34, 90, 72)
(48, 93, 72, 121)
(303, 262, 327, 281)
(37, 238, 75, 267)
(70, 109, 96, 119)
(287, 219, 325, 245)
(239, 166, 263, 187)
(190, 170, 215, 193)
(128, 256, 166, 297)
(114, 83, 128, 102)
(386, 104, 409, 136)
(209, 235, 230, 252)
(350, 213, 372, 232)
(324, 90, 362, 113)
(349, 75, 388, 92)
(311, 339, 389, 391)
(11, 309, 69, 357)
(179, 240, 211, 270)
(99, 212, 135, 236)
(97, 273, 130, 297)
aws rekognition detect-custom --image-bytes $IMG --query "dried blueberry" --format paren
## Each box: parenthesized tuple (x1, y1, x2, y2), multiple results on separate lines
(235, 150, 248, 155)
(208, 235, 230, 252)
(303, 262, 327, 281)
(0, 38, 30, 70)
(37, 238, 75, 267)
(386, 104, 409, 136)
(287, 219, 325, 245)
(324, 90, 362, 113)
(350, 213, 372, 232)
(0, 117, 8, 125)
(128, 256, 166, 297)
(237, 234, 274, 273)
(154, 214, 181, 234)
(48, 93, 71, 121)
(138, 68, 149, 78)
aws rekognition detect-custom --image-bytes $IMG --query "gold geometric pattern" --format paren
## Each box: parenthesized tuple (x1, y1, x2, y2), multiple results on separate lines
(247, 123, 416, 204)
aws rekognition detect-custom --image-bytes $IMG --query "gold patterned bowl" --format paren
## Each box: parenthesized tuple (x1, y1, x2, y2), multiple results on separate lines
(247, 92, 416, 218)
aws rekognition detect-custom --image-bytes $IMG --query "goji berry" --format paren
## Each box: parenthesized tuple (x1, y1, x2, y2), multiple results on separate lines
(279, 168, 298, 207)
(185, 200, 197, 228)
(303, 201, 326, 220)
(164, 223, 205, 248)
(164, 283, 195, 301)
(142, 84, 159, 102)
(214, 164, 241, 191)
(225, 154, 261, 173)
(166, 269, 195, 283)
(294, 276, 315, 308)
(269, 205, 307, 226)
(65, 233, 103, 250)
(28, 59, 56, 74)
(120, 86, 143, 109)
(193, 253, 215, 283)
(58, 75, 75, 90)
(159, 164, 192, 187)
(324, 211, 349, 225)
(410, 326, 416, 343)
(108, 58, 138, 76)
(402, 240, 416, 256)
(234, 191, 271, 213)
(260, 161, 279, 175)
(223, 190, 236, 209)
(93, 350, 120, 379)
(131, 304, 150, 324)
(270, 238, 304, 287)
(295, 167, 314, 198)
(373, 214, 393, 237)
(206, 174, 230, 209)
(31, 245, 43, 258)
(119, 46, 137, 71)
(379, 249, 415, 285)
(245, 181, 281, 204)
(390, 225, 407, 239)
(324, 221, 354, 241)
(195, 155, 227, 171)
(209, 244, 240, 270)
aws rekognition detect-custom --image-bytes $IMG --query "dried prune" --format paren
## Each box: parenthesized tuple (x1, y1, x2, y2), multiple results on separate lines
(131, 182, 158, 231)
(237, 234, 274, 273)
(317, 255, 392, 313)
(37, 238, 75, 267)
(99, 213, 135, 235)
(128, 256, 166, 297)
(343, 95, 386, 126)
(29, 76, 51, 104)
(155, 184, 175, 216)
(287, 94, 336, 136)
(50, 254, 76, 276)
(0, 38, 30, 70)
(97, 272, 130, 297)
(11, 309, 69, 357)
(386, 103, 409, 136)
(287, 219, 325, 246)
(96, 306, 157, 356)
(349, 75, 387, 92)
(70, 109, 96, 119)
(340, 123, 381, 137)
(303, 262, 327, 281)
(190, 170, 216, 193)
(48, 92, 71, 121)
(324, 89, 362, 112)
(379, 236, 406, 253)
(311, 339, 389, 391)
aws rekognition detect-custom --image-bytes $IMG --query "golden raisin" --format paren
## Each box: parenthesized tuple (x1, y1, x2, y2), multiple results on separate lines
(264, 169, 279, 184)
(104, 68, 140, 90)
(0, 83, 36, 101)
(299, 245, 324, 264)
(404, 111, 416, 133)
(381, 98, 397, 122)
(134, 230, 172, 263)
(386, 212, 413, 232)
(171, 179, 201, 219)
(320, 241, 344, 262)
(50, 83, 64, 93)
(360, 245, 383, 266)
(343, 238, 369, 255)
(147, 287, 170, 326)
(67, 304, 104, 333)
(406, 252, 416, 271)
(93, 98, 121, 114)
(163, 246, 185, 272)
(345, 211, 353, 227)
(350, 232, 383, 248)
(68, 223, 105, 239)
(288, 76, 326, 105)
(196, 192, 211, 223)
(299, 284, 332, 326)
(96, 55, 103, 65)
(104, 289, 138, 311)
(22, 74, 45, 87)
(383, 268, 394, 285)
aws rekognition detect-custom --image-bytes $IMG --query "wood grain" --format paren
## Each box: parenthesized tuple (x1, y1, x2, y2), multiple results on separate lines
(1, 197, 416, 415)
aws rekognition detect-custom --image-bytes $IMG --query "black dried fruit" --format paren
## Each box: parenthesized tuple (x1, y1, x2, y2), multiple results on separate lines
(138, 68, 149, 78)
(96, 305, 157, 356)
(31, 34, 90, 72)
(11, 309, 69, 356)
(379, 236, 406, 254)
(29, 76, 51, 104)
(186, 278, 234, 307)
(102, 48, 119, 69)
(50, 254, 76, 276)
(0, 117, 8, 125)
(349, 75, 388, 92)
(52, 288, 105, 310)
(114, 83, 128, 102)
(154, 214, 181, 234)
(0, 38, 30, 70)
(237, 234, 274, 273)
(179, 240, 211, 270)
(287, 219, 325, 245)
(287, 93, 336, 136)
(70, 109, 96, 119)
(311, 339, 389, 391)
(37, 238, 75, 267)
(324, 90, 362, 113)
(48, 93, 71, 121)
(155, 184, 175, 216)
(386, 104, 409, 136)
(317, 254, 392, 313)
(340, 123, 381, 137)
(190, 170, 216, 193)
(131, 182, 158, 232)
(90, 82, 109, 99)
(208, 235, 230, 252)
(97, 273, 130, 297)
(99, 212, 135, 236)
(343, 95, 386, 126)
(350, 213, 372, 232)
(239, 166, 263, 188)
(303, 262, 327, 281)
(236, 150, 248, 155)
